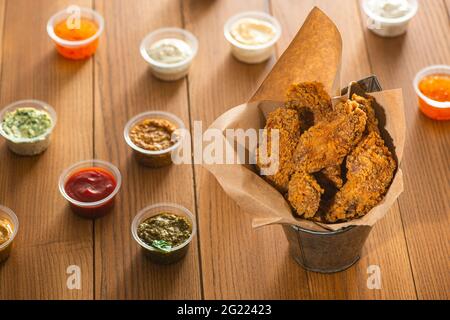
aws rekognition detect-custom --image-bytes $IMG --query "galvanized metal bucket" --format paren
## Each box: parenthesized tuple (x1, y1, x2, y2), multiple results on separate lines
(283, 76, 382, 274)
(283, 225, 373, 273)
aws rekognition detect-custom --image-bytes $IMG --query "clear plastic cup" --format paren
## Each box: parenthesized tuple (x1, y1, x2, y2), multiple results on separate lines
(58, 160, 122, 219)
(131, 203, 196, 264)
(140, 28, 199, 81)
(361, 0, 418, 37)
(124, 111, 186, 168)
(0, 100, 57, 156)
(0, 205, 19, 263)
(224, 11, 282, 64)
(413, 65, 450, 121)
(47, 7, 105, 60)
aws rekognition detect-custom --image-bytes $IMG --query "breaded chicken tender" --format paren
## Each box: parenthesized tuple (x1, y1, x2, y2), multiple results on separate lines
(325, 132, 397, 222)
(288, 171, 324, 218)
(257, 107, 301, 193)
(320, 165, 344, 189)
(286, 82, 333, 127)
(287, 82, 346, 188)
(293, 100, 367, 174)
(352, 94, 380, 134)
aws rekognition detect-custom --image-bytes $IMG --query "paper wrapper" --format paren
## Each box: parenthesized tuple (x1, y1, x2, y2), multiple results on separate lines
(204, 8, 405, 232)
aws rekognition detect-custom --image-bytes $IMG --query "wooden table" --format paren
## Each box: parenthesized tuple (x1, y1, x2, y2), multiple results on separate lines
(0, 0, 448, 300)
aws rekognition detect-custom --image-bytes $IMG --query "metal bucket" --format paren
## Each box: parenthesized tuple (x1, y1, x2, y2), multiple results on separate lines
(283, 225, 373, 273)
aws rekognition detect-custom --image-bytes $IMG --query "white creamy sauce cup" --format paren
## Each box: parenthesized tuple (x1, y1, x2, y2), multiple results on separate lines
(140, 28, 198, 81)
(361, 0, 418, 37)
(224, 11, 282, 64)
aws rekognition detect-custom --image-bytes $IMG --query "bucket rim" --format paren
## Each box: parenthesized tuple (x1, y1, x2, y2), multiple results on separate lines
(289, 224, 358, 236)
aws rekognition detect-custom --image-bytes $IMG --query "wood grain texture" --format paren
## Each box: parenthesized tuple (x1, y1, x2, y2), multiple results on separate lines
(184, 0, 312, 299)
(93, 0, 201, 300)
(361, 0, 450, 299)
(0, 0, 4, 76)
(270, 0, 417, 299)
(0, 0, 447, 300)
(0, 0, 94, 299)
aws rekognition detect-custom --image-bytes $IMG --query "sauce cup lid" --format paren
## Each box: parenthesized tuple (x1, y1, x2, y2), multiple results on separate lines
(124, 111, 186, 156)
(58, 160, 122, 208)
(0, 100, 57, 144)
(47, 7, 105, 48)
(0, 205, 19, 251)
(361, 0, 419, 25)
(140, 28, 199, 69)
(224, 11, 282, 51)
(131, 203, 197, 253)
(413, 65, 450, 109)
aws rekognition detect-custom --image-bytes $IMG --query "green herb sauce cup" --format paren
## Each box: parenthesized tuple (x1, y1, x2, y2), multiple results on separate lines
(131, 203, 196, 264)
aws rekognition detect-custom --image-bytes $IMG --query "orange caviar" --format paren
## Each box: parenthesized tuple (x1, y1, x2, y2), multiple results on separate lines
(54, 18, 99, 60)
(418, 74, 450, 120)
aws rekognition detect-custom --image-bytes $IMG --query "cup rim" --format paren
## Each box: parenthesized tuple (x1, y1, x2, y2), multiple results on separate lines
(413, 65, 450, 109)
(224, 11, 282, 51)
(361, 0, 418, 25)
(123, 111, 186, 156)
(58, 160, 122, 208)
(0, 205, 19, 251)
(140, 27, 199, 69)
(0, 99, 57, 144)
(131, 203, 197, 253)
(47, 7, 105, 48)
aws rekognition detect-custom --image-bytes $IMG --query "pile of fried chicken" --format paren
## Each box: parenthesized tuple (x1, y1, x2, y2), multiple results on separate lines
(257, 82, 397, 223)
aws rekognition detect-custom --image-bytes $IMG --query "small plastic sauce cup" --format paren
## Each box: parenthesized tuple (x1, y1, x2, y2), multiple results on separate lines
(413, 65, 450, 121)
(140, 28, 198, 81)
(0, 205, 19, 263)
(224, 11, 281, 64)
(58, 160, 122, 219)
(124, 111, 186, 168)
(131, 203, 196, 265)
(47, 7, 104, 60)
(0, 100, 57, 156)
(361, 0, 418, 37)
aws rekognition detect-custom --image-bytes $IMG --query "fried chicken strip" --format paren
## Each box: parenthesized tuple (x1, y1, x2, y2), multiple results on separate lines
(293, 100, 367, 174)
(352, 94, 380, 134)
(325, 132, 397, 223)
(317, 94, 379, 189)
(286, 82, 333, 129)
(288, 171, 324, 218)
(257, 107, 301, 193)
(320, 165, 344, 189)
(287, 82, 351, 188)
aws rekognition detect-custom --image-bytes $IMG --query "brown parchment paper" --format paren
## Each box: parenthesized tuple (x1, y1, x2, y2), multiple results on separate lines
(204, 7, 406, 232)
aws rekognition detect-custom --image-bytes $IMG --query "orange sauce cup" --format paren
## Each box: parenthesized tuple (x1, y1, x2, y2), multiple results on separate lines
(0, 205, 19, 263)
(47, 7, 104, 60)
(414, 65, 450, 121)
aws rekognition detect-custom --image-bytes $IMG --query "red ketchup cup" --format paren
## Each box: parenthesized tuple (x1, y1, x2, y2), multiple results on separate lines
(59, 160, 122, 219)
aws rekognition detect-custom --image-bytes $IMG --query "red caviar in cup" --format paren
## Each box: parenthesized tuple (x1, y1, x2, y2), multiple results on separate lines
(54, 18, 99, 60)
(418, 74, 450, 120)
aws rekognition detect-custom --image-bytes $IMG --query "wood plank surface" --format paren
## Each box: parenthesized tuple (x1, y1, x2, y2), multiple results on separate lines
(361, 0, 450, 299)
(0, 0, 448, 300)
(0, 0, 4, 76)
(93, 0, 202, 300)
(0, 0, 94, 299)
(270, 0, 417, 299)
